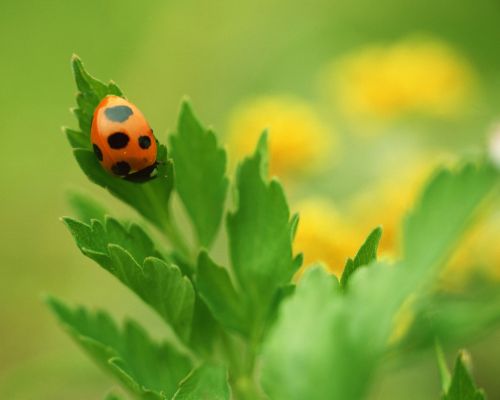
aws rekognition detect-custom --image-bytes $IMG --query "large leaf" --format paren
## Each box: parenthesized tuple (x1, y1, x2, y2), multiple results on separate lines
(63, 217, 195, 342)
(170, 102, 228, 247)
(226, 134, 300, 336)
(358, 162, 499, 350)
(67, 56, 174, 233)
(403, 163, 497, 272)
(172, 364, 230, 400)
(47, 297, 192, 400)
(261, 162, 498, 400)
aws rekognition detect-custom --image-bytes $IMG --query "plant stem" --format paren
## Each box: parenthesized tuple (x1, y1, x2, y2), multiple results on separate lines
(233, 375, 265, 400)
(223, 333, 265, 400)
(163, 214, 192, 261)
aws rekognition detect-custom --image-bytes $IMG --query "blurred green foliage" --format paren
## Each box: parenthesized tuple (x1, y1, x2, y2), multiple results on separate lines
(1, 0, 500, 398)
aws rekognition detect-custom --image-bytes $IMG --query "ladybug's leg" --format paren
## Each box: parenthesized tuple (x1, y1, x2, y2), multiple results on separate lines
(124, 162, 158, 183)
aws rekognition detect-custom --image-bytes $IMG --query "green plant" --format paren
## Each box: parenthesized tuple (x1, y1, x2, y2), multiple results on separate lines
(48, 56, 499, 399)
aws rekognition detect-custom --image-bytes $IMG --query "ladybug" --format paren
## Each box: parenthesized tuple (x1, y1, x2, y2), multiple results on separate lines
(91, 95, 158, 182)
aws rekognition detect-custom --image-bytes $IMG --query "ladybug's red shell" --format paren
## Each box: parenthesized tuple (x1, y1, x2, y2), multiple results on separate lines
(91, 95, 157, 178)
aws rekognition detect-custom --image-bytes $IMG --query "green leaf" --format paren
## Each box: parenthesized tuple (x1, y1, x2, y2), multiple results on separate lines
(354, 163, 499, 353)
(63, 217, 195, 342)
(340, 226, 382, 289)
(47, 297, 192, 400)
(436, 341, 452, 393)
(170, 102, 228, 247)
(172, 364, 230, 400)
(226, 134, 300, 334)
(262, 162, 498, 400)
(196, 251, 249, 335)
(73, 140, 174, 233)
(66, 127, 90, 149)
(261, 267, 352, 400)
(63, 216, 162, 268)
(71, 55, 122, 141)
(403, 163, 498, 273)
(68, 55, 174, 233)
(340, 162, 499, 392)
(443, 352, 485, 400)
(188, 294, 223, 356)
(397, 281, 500, 353)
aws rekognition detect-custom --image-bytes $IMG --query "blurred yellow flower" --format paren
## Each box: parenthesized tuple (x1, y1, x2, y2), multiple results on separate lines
(351, 156, 500, 286)
(444, 212, 500, 286)
(351, 158, 438, 258)
(293, 199, 361, 278)
(324, 37, 476, 121)
(227, 96, 333, 179)
(293, 159, 500, 286)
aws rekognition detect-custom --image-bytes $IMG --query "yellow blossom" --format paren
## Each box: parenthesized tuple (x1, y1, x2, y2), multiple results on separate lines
(227, 96, 333, 179)
(351, 156, 500, 286)
(293, 199, 361, 278)
(444, 212, 500, 286)
(324, 37, 475, 121)
(351, 158, 439, 258)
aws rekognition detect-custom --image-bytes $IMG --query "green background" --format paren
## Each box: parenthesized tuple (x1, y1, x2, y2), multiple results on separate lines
(0, 1, 499, 398)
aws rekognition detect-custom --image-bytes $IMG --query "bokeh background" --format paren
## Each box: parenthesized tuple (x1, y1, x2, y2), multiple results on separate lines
(1, 1, 499, 398)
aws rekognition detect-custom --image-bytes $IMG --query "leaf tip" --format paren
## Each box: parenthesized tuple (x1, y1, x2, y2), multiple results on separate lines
(60, 215, 72, 225)
(180, 96, 192, 108)
(178, 97, 195, 120)
(71, 54, 84, 74)
(256, 130, 269, 155)
(41, 292, 55, 306)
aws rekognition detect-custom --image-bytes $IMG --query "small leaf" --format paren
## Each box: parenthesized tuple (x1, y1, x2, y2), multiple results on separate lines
(47, 297, 192, 400)
(226, 133, 299, 335)
(170, 102, 228, 247)
(110, 248, 195, 341)
(173, 364, 230, 400)
(436, 341, 452, 393)
(340, 226, 382, 289)
(63, 217, 162, 267)
(63, 217, 195, 342)
(68, 56, 174, 233)
(443, 352, 485, 400)
(65, 127, 90, 149)
(196, 251, 249, 335)
(73, 144, 174, 233)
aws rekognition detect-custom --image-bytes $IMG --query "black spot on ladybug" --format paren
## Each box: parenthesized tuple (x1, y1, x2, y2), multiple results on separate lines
(92, 143, 103, 161)
(104, 105, 133, 122)
(108, 132, 130, 149)
(111, 161, 131, 176)
(138, 135, 151, 149)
